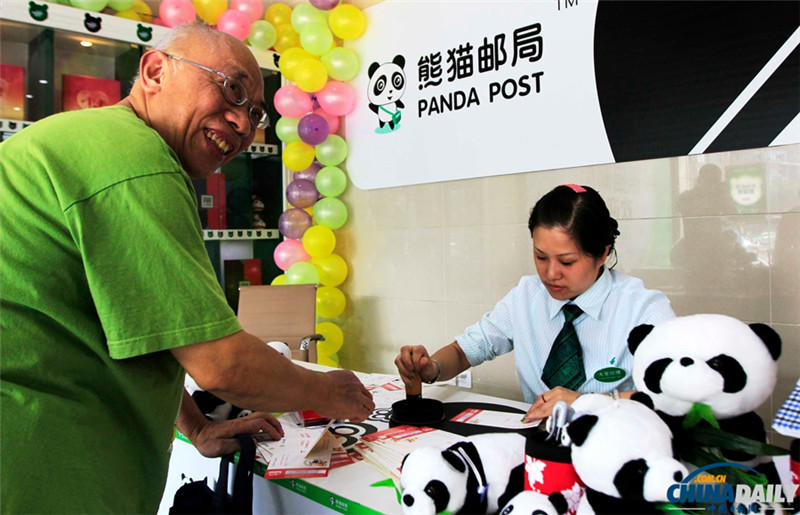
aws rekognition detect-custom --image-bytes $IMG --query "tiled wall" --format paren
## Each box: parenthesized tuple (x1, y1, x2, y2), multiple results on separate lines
(331, 143, 799, 447)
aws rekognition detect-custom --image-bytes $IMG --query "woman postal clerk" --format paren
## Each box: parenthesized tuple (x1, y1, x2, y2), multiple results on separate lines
(394, 184, 676, 421)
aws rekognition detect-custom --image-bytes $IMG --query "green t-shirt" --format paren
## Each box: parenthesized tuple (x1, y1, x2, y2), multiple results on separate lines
(0, 106, 242, 513)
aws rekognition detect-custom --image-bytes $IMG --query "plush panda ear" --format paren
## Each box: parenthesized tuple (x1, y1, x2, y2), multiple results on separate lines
(628, 324, 654, 355)
(748, 323, 781, 361)
(401, 452, 409, 471)
(566, 414, 598, 447)
(368, 62, 380, 78)
(548, 492, 569, 515)
(441, 449, 467, 473)
(630, 391, 655, 410)
(393, 54, 406, 69)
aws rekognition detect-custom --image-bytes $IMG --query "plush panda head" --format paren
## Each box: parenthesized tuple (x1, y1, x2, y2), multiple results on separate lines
(499, 491, 568, 515)
(628, 314, 781, 419)
(368, 55, 406, 107)
(399, 446, 469, 515)
(567, 395, 687, 502)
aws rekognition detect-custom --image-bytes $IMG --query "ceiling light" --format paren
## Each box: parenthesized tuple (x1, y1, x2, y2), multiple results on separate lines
(80, 40, 93, 48)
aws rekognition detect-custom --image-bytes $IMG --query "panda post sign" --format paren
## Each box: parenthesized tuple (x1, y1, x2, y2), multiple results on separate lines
(343, 1, 800, 190)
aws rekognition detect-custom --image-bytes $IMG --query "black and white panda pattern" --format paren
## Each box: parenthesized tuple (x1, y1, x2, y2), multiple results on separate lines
(367, 55, 407, 130)
(566, 395, 687, 515)
(499, 490, 569, 515)
(399, 433, 526, 515)
(627, 314, 782, 477)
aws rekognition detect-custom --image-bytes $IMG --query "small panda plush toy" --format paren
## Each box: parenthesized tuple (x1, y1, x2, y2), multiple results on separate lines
(566, 394, 688, 515)
(400, 432, 526, 515)
(499, 490, 569, 515)
(628, 314, 782, 480)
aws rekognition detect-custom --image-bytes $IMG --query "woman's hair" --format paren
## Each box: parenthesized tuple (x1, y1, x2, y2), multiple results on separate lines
(527, 184, 619, 262)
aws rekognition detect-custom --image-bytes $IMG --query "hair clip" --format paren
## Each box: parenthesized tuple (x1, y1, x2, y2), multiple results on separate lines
(563, 183, 587, 193)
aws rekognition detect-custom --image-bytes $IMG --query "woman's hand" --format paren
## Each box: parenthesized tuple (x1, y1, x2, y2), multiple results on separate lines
(522, 387, 581, 422)
(394, 345, 436, 386)
(190, 411, 284, 458)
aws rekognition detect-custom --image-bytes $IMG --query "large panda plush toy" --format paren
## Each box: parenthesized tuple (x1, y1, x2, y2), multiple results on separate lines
(628, 314, 782, 480)
(399, 432, 526, 515)
(566, 394, 688, 514)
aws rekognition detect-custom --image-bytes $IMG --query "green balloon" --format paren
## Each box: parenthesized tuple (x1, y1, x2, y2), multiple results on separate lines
(248, 21, 277, 51)
(286, 261, 320, 285)
(276, 117, 300, 143)
(313, 197, 348, 230)
(321, 47, 360, 82)
(300, 22, 334, 56)
(70, 0, 108, 11)
(107, 0, 135, 10)
(291, 3, 326, 33)
(315, 166, 347, 197)
(315, 134, 348, 167)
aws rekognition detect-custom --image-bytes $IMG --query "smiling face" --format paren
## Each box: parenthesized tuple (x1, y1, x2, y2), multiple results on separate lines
(149, 32, 263, 179)
(532, 226, 608, 301)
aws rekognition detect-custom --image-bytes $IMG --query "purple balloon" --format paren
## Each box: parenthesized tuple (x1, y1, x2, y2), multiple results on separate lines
(286, 179, 319, 209)
(294, 162, 322, 183)
(310, 0, 339, 10)
(297, 113, 330, 146)
(278, 208, 313, 239)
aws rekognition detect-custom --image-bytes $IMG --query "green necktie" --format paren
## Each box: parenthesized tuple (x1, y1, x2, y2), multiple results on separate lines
(541, 304, 586, 390)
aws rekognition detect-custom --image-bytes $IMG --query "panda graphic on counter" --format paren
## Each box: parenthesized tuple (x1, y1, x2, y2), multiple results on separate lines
(367, 55, 406, 133)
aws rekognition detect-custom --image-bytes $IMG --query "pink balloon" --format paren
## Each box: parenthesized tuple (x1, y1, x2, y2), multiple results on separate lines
(230, 0, 263, 22)
(274, 238, 310, 271)
(316, 81, 356, 117)
(294, 162, 322, 182)
(313, 107, 340, 134)
(274, 85, 314, 118)
(217, 9, 252, 40)
(159, 0, 196, 28)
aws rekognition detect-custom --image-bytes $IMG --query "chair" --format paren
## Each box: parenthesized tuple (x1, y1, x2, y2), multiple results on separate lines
(236, 284, 321, 363)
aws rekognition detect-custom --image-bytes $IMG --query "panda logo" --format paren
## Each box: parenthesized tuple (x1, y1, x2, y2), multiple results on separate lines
(367, 55, 406, 133)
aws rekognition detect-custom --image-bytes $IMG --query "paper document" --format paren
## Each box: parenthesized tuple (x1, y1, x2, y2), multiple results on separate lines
(450, 408, 541, 429)
(255, 414, 336, 479)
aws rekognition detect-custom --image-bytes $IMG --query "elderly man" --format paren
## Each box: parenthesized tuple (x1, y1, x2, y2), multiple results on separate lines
(0, 24, 373, 513)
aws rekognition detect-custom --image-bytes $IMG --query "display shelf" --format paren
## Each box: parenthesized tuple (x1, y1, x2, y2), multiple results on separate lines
(0, 1, 279, 71)
(203, 228, 279, 241)
(0, 118, 34, 134)
(248, 143, 279, 155)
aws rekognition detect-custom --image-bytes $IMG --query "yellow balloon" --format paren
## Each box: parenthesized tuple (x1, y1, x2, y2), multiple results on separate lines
(115, 7, 141, 20)
(316, 286, 346, 318)
(293, 58, 328, 93)
(270, 274, 287, 285)
(302, 224, 336, 258)
(193, 0, 226, 25)
(279, 47, 315, 83)
(316, 354, 339, 368)
(117, 0, 151, 21)
(315, 321, 343, 355)
(265, 2, 292, 27)
(328, 4, 366, 40)
(282, 141, 316, 171)
(311, 253, 348, 287)
(274, 23, 301, 54)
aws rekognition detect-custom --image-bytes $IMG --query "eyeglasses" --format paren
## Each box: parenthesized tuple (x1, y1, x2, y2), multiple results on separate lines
(165, 53, 270, 130)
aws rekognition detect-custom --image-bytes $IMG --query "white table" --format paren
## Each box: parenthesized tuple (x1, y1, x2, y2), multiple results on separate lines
(158, 363, 531, 515)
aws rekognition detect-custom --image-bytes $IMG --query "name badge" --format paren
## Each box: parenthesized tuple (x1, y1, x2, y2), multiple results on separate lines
(594, 367, 626, 383)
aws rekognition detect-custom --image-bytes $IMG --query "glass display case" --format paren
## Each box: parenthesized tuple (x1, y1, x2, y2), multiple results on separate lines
(0, 3, 286, 307)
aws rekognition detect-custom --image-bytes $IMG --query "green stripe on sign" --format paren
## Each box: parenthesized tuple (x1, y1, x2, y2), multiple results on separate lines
(270, 478, 386, 515)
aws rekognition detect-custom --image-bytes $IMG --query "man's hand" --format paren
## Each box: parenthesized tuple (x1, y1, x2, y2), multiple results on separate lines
(314, 370, 375, 423)
(188, 412, 283, 458)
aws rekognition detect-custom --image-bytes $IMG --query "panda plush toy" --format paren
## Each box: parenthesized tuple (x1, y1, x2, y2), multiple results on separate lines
(566, 394, 688, 514)
(628, 314, 782, 481)
(499, 490, 569, 515)
(399, 432, 526, 515)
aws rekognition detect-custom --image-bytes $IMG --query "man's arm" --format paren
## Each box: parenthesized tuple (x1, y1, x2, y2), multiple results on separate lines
(170, 331, 374, 422)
